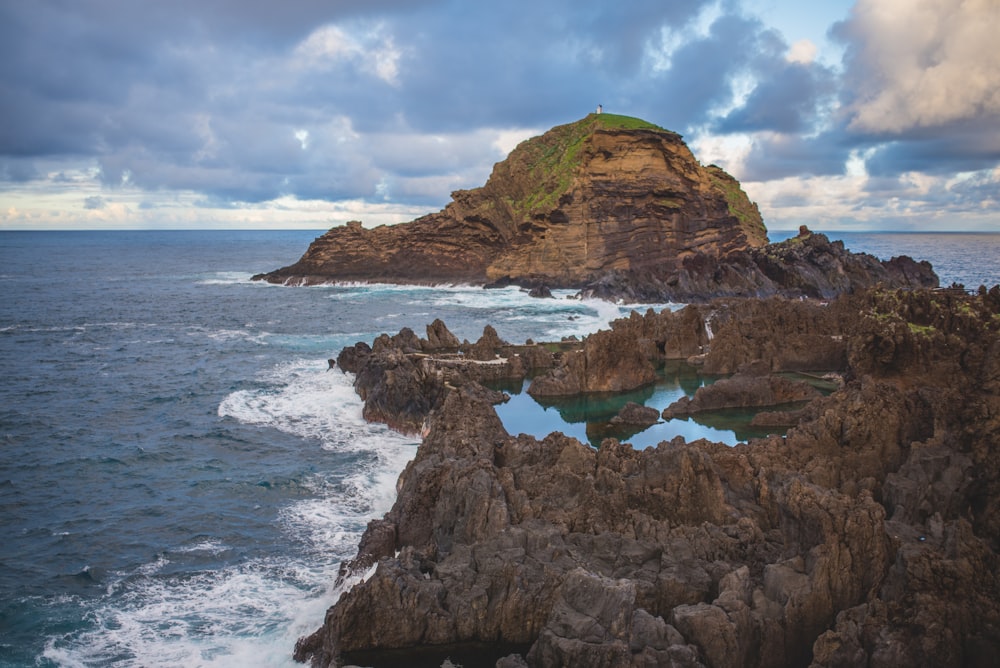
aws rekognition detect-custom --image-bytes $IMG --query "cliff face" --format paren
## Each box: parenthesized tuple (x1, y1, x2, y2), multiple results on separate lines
(255, 114, 768, 288)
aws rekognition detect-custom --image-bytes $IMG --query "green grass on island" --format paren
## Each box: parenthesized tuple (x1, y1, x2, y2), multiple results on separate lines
(508, 113, 675, 216)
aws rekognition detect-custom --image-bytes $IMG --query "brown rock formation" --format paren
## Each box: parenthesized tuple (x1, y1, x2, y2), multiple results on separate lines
(581, 228, 938, 302)
(611, 401, 661, 427)
(254, 114, 768, 290)
(296, 287, 1000, 667)
(661, 373, 822, 419)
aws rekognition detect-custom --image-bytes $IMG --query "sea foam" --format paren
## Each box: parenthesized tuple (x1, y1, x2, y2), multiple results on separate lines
(45, 360, 416, 667)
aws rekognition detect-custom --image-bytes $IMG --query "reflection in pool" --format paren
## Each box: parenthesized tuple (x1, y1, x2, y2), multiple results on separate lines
(493, 361, 786, 448)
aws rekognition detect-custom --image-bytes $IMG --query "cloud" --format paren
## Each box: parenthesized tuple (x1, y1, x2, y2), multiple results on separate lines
(737, 131, 851, 180)
(292, 23, 402, 85)
(786, 39, 817, 65)
(836, 0, 1000, 135)
(0, 0, 997, 231)
(0, 159, 40, 182)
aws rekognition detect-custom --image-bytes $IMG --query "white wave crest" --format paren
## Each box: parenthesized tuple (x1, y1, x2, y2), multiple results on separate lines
(43, 557, 338, 668)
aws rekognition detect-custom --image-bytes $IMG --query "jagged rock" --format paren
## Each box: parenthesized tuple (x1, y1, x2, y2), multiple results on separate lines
(528, 285, 553, 299)
(464, 324, 508, 361)
(424, 318, 461, 351)
(353, 346, 447, 435)
(572, 229, 937, 303)
(749, 408, 810, 429)
(516, 344, 557, 373)
(335, 341, 371, 374)
(528, 323, 658, 397)
(342, 323, 551, 434)
(699, 296, 853, 374)
(299, 288, 1000, 667)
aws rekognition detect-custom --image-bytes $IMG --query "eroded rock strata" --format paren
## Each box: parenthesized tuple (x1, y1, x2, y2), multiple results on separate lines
(253, 114, 937, 301)
(295, 287, 1000, 667)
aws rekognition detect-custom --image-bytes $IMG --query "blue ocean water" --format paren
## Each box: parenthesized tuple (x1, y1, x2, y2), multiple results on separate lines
(0, 229, 996, 667)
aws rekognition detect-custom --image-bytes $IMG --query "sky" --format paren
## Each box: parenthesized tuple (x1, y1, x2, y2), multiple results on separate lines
(1, 0, 999, 232)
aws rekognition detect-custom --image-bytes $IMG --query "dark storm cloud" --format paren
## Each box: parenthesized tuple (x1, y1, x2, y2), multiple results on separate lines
(388, 0, 716, 132)
(628, 13, 768, 133)
(715, 35, 837, 135)
(0, 159, 40, 183)
(863, 126, 1000, 178)
(740, 132, 852, 181)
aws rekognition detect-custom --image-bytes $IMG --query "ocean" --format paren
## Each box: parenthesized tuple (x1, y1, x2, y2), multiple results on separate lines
(0, 229, 997, 667)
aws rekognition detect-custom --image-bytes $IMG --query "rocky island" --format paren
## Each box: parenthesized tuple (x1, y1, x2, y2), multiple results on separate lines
(253, 114, 936, 301)
(295, 287, 1000, 667)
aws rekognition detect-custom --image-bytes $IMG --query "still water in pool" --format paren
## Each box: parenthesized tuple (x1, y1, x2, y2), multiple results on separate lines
(494, 361, 795, 448)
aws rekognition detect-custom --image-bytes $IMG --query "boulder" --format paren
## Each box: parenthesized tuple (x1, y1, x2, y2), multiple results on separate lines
(610, 402, 660, 427)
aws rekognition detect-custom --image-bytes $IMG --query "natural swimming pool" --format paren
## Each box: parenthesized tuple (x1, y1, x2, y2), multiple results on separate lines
(493, 361, 826, 448)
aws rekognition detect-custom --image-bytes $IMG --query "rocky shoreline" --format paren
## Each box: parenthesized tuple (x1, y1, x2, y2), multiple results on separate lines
(295, 286, 1000, 667)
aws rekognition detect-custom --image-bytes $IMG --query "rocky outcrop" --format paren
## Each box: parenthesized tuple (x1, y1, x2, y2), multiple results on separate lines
(296, 287, 1000, 667)
(527, 322, 660, 397)
(255, 113, 770, 291)
(336, 323, 559, 435)
(581, 227, 938, 303)
(661, 373, 822, 419)
(525, 294, 853, 398)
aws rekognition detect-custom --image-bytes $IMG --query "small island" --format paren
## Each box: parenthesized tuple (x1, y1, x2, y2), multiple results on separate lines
(254, 114, 936, 301)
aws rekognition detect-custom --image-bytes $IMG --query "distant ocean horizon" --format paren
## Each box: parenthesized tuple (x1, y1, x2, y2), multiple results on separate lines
(1, 228, 997, 667)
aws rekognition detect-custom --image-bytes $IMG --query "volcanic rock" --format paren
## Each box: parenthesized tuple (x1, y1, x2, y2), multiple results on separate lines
(610, 401, 661, 427)
(297, 288, 1000, 667)
(423, 318, 461, 351)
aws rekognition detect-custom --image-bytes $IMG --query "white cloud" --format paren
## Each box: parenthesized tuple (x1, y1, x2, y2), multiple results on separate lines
(786, 39, 817, 64)
(291, 23, 402, 86)
(843, 0, 1000, 133)
(491, 128, 542, 157)
(691, 132, 753, 177)
(294, 129, 309, 150)
(293, 25, 356, 66)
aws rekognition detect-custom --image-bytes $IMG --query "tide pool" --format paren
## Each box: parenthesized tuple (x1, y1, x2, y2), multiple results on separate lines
(494, 361, 790, 448)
